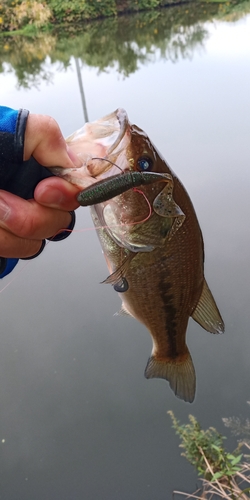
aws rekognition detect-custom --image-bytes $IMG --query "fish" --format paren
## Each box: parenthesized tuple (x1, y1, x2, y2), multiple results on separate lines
(50, 108, 224, 403)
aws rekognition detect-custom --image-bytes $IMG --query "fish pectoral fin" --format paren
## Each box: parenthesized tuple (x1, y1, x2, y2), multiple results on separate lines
(166, 214, 186, 241)
(192, 279, 225, 334)
(101, 253, 135, 287)
(144, 350, 196, 403)
(153, 184, 186, 240)
(153, 184, 185, 218)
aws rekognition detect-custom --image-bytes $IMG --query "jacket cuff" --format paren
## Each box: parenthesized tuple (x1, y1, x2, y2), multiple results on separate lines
(14, 109, 29, 164)
(0, 258, 19, 279)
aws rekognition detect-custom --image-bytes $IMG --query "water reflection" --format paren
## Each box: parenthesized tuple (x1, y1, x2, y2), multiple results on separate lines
(0, 4, 250, 500)
(1, 1, 250, 87)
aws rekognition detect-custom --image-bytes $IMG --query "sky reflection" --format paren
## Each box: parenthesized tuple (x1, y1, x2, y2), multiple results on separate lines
(0, 9, 250, 500)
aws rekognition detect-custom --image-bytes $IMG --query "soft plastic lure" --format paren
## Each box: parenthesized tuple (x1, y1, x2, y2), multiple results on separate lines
(77, 171, 172, 206)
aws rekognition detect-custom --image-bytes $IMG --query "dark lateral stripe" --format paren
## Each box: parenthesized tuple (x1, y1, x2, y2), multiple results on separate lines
(158, 278, 178, 359)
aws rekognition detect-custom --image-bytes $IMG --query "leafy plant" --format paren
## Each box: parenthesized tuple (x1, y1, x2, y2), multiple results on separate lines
(47, 0, 116, 22)
(14, 1, 51, 27)
(168, 411, 250, 499)
(0, 0, 52, 31)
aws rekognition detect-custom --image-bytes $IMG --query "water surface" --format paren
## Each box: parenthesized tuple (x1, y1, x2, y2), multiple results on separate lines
(0, 5, 250, 499)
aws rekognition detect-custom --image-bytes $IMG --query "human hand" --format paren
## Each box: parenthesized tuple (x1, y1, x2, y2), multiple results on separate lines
(0, 113, 82, 259)
(0, 177, 80, 258)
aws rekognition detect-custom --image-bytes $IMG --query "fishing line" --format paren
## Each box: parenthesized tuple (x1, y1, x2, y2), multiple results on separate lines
(0, 259, 36, 294)
(116, 188, 152, 272)
(91, 157, 123, 173)
(130, 188, 152, 224)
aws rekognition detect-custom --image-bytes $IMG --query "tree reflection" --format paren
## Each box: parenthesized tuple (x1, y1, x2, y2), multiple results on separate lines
(0, 34, 56, 88)
(0, 1, 249, 88)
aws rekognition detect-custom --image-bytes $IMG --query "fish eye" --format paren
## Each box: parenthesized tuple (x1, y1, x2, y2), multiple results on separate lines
(113, 278, 129, 293)
(137, 156, 153, 172)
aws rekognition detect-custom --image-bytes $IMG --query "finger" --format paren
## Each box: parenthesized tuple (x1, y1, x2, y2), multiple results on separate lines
(0, 191, 72, 240)
(23, 114, 82, 168)
(34, 177, 80, 211)
(0, 227, 43, 259)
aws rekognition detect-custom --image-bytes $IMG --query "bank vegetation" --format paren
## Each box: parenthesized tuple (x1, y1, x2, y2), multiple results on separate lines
(169, 407, 250, 499)
(0, 0, 247, 33)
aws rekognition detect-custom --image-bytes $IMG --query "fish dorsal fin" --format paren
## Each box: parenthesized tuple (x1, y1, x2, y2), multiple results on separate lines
(144, 349, 196, 403)
(192, 280, 224, 334)
(101, 253, 135, 287)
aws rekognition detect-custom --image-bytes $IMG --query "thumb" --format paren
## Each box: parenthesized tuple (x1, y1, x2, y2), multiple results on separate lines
(23, 114, 82, 169)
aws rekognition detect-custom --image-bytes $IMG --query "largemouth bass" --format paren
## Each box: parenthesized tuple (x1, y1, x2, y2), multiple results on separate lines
(51, 109, 224, 403)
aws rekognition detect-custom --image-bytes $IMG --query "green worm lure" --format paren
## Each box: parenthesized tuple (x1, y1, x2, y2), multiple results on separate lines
(77, 171, 172, 206)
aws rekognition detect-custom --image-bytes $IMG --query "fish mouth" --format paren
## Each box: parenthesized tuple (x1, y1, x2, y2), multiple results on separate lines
(102, 108, 129, 156)
(87, 108, 130, 178)
(66, 108, 130, 183)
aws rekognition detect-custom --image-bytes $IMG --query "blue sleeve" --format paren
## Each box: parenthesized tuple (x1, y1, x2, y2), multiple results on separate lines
(0, 106, 30, 191)
(0, 257, 19, 278)
(0, 106, 19, 133)
(0, 107, 21, 277)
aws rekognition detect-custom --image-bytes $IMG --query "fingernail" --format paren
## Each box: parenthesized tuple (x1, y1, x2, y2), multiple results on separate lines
(0, 198, 11, 221)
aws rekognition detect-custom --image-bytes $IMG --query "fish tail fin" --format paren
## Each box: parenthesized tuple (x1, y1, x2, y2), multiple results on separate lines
(144, 350, 196, 403)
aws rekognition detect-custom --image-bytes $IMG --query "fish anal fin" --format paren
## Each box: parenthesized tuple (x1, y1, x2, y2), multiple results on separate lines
(192, 280, 224, 334)
(144, 351, 196, 403)
(115, 304, 133, 317)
